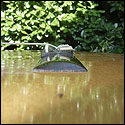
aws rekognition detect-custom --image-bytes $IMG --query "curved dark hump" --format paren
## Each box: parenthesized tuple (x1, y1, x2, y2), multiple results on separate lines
(33, 62, 87, 72)
(33, 44, 88, 72)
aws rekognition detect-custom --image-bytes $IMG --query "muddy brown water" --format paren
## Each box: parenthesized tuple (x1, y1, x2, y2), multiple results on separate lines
(1, 50, 124, 124)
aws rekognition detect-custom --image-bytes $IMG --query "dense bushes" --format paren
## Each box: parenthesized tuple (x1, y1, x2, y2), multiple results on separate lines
(1, 1, 124, 53)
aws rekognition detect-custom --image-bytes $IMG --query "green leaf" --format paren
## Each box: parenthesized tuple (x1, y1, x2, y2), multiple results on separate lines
(33, 5, 42, 10)
(1, 30, 6, 36)
(58, 39, 66, 43)
(110, 7, 116, 13)
(6, 21, 14, 26)
(40, 23, 46, 28)
(74, 37, 84, 41)
(81, 30, 84, 37)
(51, 18, 60, 27)
(21, 36, 31, 40)
(37, 35, 42, 40)
(21, 31, 28, 35)
(78, 3, 84, 8)
(38, 30, 44, 34)
(46, 12, 55, 19)
(30, 31, 37, 37)
(3, 1, 10, 3)
(10, 24, 18, 31)
(60, 27, 65, 31)
(26, 13, 31, 18)
(25, 2, 30, 8)
(46, 25, 53, 33)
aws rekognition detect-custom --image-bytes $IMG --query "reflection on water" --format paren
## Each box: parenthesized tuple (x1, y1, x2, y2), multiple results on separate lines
(1, 51, 124, 124)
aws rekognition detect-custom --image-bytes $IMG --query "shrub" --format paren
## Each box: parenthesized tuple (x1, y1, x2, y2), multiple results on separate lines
(1, 1, 124, 53)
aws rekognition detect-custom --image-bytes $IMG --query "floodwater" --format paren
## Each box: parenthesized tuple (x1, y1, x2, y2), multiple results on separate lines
(1, 50, 124, 124)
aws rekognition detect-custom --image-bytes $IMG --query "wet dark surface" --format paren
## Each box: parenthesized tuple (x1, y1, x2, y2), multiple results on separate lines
(1, 50, 124, 124)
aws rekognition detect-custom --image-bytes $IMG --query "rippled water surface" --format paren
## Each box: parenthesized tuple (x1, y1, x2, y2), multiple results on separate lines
(1, 50, 124, 124)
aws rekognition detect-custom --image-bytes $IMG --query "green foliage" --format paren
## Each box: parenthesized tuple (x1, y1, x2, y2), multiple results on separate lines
(1, 1, 124, 53)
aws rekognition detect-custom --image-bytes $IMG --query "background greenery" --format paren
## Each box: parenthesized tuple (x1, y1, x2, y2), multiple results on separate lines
(1, 1, 124, 53)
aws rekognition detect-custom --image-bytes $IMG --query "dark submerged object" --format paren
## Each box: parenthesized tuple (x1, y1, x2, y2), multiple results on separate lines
(33, 44, 87, 72)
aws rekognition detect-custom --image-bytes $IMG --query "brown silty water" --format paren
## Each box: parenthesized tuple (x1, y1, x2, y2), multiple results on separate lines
(1, 50, 124, 124)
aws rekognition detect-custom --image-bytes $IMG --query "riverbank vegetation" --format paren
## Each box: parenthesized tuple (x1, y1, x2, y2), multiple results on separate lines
(1, 1, 124, 53)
